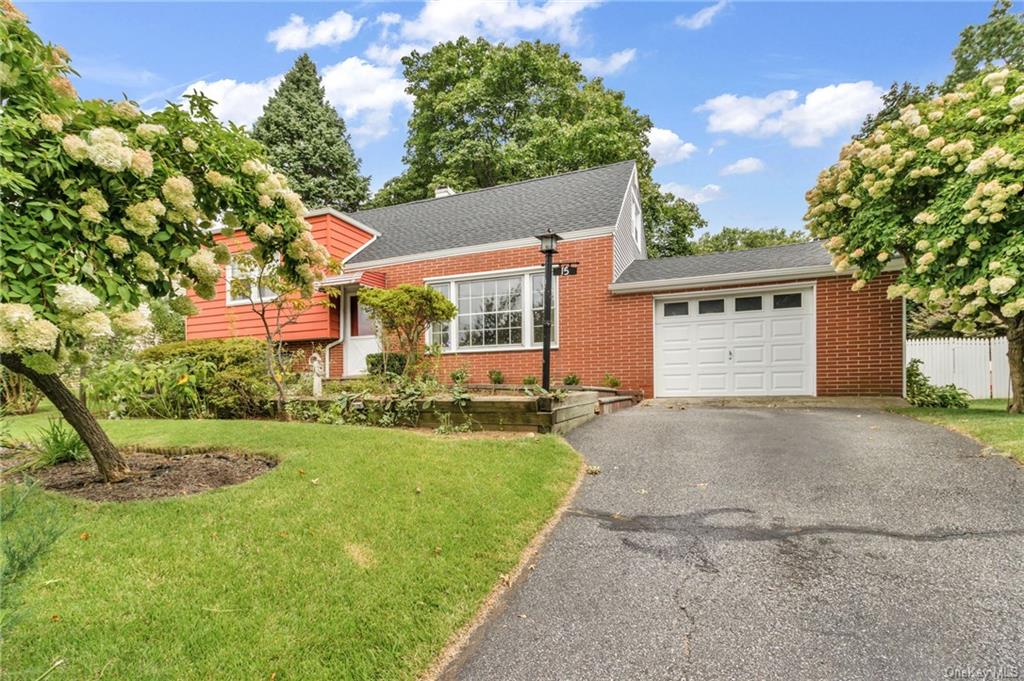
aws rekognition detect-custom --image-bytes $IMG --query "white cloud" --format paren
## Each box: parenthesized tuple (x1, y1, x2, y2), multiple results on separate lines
(646, 127, 698, 165)
(181, 57, 411, 145)
(720, 156, 764, 175)
(662, 182, 724, 204)
(696, 81, 883, 147)
(267, 10, 365, 51)
(675, 0, 727, 30)
(182, 75, 283, 127)
(579, 48, 636, 76)
(365, 0, 602, 66)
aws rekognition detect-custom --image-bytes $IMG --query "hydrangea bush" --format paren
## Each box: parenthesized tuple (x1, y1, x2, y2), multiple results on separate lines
(805, 68, 1024, 412)
(0, 3, 331, 479)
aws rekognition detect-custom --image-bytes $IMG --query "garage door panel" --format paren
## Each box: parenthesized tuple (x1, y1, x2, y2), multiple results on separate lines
(770, 343, 805, 363)
(655, 289, 813, 397)
(697, 323, 727, 341)
(733, 320, 766, 340)
(733, 345, 765, 365)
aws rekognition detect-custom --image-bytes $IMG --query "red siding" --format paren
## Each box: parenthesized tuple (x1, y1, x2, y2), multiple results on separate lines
(185, 213, 373, 342)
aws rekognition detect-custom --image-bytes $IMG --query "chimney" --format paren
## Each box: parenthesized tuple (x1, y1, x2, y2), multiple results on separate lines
(434, 186, 456, 198)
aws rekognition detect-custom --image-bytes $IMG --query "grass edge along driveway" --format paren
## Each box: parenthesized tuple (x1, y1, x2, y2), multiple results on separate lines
(1, 416, 581, 680)
(893, 399, 1024, 464)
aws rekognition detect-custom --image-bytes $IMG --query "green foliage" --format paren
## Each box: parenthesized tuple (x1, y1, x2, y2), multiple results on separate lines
(806, 69, 1024, 335)
(906, 359, 971, 408)
(601, 373, 621, 389)
(692, 227, 810, 254)
(89, 339, 272, 418)
(148, 298, 185, 343)
(252, 54, 369, 211)
(285, 374, 448, 428)
(365, 352, 407, 377)
(488, 369, 505, 385)
(1, 480, 65, 639)
(562, 373, 581, 386)
(30, 417, 87, 467)
(522, 375, 538, 386)
(945, 0, 1024, 91)
(373, 37, 705, 256)
(358, 285, 457, 375)
(449, 366, 469, 385)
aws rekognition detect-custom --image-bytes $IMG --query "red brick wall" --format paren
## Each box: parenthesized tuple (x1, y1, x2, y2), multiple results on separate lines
(350, 236, 656, 392)
(815, 271, 904, 396)
(280, 236, 903, 397)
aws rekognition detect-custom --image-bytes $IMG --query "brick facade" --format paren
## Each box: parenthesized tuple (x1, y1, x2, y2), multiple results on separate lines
(325, 236, 904, 397)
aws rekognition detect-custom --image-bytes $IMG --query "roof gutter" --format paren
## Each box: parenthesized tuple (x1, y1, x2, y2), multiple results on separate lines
(608, 259, 904, 294)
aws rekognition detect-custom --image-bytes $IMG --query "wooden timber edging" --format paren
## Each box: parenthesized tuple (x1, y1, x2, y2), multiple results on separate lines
(287, 390, 605, 434)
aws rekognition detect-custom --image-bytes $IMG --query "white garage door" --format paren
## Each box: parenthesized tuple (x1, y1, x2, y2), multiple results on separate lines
(654, 287, 815, 397)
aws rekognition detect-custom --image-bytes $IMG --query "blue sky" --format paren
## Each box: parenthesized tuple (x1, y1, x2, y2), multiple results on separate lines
(25, 1, 993, 235)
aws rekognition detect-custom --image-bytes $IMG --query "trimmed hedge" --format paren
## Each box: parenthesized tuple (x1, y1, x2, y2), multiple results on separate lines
(365, 353, 407, 376)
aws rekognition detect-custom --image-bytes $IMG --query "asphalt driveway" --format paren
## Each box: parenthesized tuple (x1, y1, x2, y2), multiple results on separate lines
(443, 405, 1024, 680)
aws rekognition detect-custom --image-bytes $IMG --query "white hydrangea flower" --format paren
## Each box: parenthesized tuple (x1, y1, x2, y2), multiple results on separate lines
(0, 303, 35, 329)
(1010, 93, 1024, 112)
(86, 140, 133, 173)
(0, 327, 14, 353)
(915, 239, 930, 251)
(851, 279, 866, 292)
(990, 276, 1017, 296)
(241, 159, 270, 177)
(134, 251, 159, 282)
(965, 158, 988, 175)
(112, 307, 152, 335)
(161, 176, 195, 212)
(254, 223, 274, 241)
(917, 252, 936, 266)
(877, 251, 890, 262)
(71, 311, 114, 339)
(88, 127, 126, 147)
(131, 149, 153, 178)
(39, 113, 63, 133)
(112, 101, 141, 119)
(54, 284, 100, 315)
(80, 205, 103, 223)
(187, 249, 220, 285)
(182, 136, 199, 152)
(16, 319, 60, 352)
(957, 257, 969, 267)
(205, 170, 233, 189)
(136, 123, 168, 140)
(61, 134, 89, 160)
(968, 240, 982, 250)
(105, 234, 131, 257)
(989, 261, 1002, 271)
(982, 69, 1009, 89)
(911, 124, 930, 139)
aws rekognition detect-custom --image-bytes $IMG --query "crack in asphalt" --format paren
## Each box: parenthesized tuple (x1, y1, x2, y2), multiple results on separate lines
(569, 507, 1024, 545)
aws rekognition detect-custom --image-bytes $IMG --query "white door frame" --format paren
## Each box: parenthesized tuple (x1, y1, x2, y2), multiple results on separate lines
(342, 289, 379, 377)
(652, 282, 817, 398)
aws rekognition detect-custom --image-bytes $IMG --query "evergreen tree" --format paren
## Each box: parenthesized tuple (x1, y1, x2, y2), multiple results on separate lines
(252, 54, 369, 211)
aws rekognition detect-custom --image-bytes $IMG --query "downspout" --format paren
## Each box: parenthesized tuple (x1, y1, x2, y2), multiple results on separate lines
(323, 290, 344, 378)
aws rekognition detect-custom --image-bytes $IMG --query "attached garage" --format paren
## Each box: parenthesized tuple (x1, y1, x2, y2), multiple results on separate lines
(613, 242, 905, 399)
(654, 286, 815, 397)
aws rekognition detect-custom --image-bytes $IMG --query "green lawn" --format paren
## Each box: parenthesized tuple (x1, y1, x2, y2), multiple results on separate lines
(1, 412, 580, 680)
(895, 399, 1024, 463)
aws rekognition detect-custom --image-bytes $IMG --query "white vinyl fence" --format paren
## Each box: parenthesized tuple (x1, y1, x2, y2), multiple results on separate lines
(906, 337, 1010, 399)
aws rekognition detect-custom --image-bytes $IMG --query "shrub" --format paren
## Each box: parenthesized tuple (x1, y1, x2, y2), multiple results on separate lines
(562, 373, 581, 386)
(906, 359, 970, 409)
(358, 286, 457, 376)
(0, 370, 42, 416)
(31, 418, 88, 468)
(89, 338, 272, 419)
(601, 373, 621, 389)
(450, 366, 470, 385)
(522, 375, 538, 386)
(488, 369, 505, 385)
(366, 353, 407, 377)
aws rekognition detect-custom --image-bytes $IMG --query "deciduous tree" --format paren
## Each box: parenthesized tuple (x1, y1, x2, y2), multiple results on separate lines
(374, 38, 705, 257)
(805, 69, 1024, 412)
(692, 227, 809, 254)
(0, 4, 330, 479)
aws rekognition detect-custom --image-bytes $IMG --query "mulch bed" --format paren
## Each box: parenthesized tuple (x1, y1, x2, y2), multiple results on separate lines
(22, 450, 277, 502)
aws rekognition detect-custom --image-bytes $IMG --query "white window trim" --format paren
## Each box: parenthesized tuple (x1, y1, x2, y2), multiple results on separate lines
(427, 268, 559, 353)
(225, 263, 278, 307)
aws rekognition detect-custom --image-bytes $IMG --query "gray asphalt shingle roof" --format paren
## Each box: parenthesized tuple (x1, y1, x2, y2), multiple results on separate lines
(615, 240, 831, 284)
(345, 161, 635, 264)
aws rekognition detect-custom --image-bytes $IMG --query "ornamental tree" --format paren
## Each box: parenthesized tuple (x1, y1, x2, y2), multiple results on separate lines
(805, 68, 1024, 412)
(357, 285, 457, 377)
(0, 4, 330, 479)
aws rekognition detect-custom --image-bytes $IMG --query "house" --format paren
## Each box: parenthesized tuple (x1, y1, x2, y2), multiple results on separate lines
(186, 160, 905, 398)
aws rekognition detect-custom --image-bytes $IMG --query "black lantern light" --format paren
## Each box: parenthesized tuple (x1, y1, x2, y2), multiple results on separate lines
(535, 229, 562, 390)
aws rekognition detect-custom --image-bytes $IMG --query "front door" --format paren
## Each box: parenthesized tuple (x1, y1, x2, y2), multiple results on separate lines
(343, 292, 379, 377)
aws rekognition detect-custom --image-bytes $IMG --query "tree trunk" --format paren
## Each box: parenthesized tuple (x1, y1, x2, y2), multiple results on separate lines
(1, 353, 130, 482)
(1006, 316, 1024, 414)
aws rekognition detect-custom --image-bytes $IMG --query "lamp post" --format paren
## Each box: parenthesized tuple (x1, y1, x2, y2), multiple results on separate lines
(536, 229, 562, 391)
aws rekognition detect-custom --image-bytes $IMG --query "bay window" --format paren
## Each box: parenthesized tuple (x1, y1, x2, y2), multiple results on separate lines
(427, 269, 557, 352)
